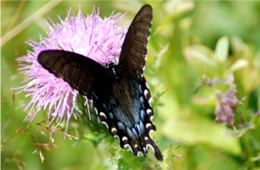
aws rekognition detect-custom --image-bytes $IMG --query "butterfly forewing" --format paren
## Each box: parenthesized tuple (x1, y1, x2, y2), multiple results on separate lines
(38, 50, 109, 98)
(119, 4, 152, 78)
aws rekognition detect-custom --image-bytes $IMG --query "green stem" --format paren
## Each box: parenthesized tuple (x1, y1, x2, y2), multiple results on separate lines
(241, 133, 255, 168)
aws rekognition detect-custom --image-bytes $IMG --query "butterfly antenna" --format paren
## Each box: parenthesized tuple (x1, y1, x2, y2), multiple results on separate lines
(95, 41, 108, 56)
(95, 41, 118, 64)
(120, 32, 125, 40)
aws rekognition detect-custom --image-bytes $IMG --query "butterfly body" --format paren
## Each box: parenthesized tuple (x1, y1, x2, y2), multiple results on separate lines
(38, 4, 163, 161)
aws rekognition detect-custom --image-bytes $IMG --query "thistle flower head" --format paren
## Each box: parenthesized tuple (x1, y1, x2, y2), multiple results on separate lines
(15, 7, 126, 131)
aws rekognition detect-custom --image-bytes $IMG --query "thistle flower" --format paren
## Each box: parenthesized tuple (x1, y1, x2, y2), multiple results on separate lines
(215, 86, 239, 125)
(14, 7, 126, 131)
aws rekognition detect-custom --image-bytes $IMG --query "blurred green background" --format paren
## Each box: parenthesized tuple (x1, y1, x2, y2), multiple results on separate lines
(1, 1, 260, 170)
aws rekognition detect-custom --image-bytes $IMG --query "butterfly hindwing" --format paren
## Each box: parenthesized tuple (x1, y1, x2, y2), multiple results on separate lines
(92, 74, 163, 160)
(38, 50, 109, 98)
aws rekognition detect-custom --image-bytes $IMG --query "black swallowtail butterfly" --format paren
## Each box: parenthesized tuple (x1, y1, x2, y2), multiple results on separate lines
(38, 4, 163, 161)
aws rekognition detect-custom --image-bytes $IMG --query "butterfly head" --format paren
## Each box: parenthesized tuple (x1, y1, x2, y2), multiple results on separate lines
(107, 62, 120, 79)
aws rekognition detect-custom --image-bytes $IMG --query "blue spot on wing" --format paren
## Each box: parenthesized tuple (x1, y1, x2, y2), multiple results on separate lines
(118, 122, 125, 130)
(140, 96, 144, 103)
(102, 103, 108, 111)
(135, 122, 144, 134)
(139, 121, 144, 133)
(109, 112, 114, 119)
(138, 84, 142, 93)
(131, 128, 138, 138)
(140, 109, 145, 120)
(127, 128, 134, 137)
(127, 127, 138, 138)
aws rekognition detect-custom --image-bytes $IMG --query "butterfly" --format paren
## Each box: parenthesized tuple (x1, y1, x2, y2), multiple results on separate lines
(38, 4, 163, 161)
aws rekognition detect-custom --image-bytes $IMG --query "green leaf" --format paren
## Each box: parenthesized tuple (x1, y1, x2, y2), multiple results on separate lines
(184, 45, 216, 67)
(215, 36, 229, 62)
(162, 114, 241, 155)
(229, 59, 248, 72)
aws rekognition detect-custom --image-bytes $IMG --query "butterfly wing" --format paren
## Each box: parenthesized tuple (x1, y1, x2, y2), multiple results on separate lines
(118, 4, 152, 78)
(94, 76, 163, 161)
(105, 5, 162, 160)
(38, 50, 110, 98)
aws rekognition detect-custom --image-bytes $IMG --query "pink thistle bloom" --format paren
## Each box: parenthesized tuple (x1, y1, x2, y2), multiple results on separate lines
(14, 7, 126, 131)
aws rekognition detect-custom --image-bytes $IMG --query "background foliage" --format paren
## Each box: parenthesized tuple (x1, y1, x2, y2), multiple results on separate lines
(1, 1, 260, 170)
